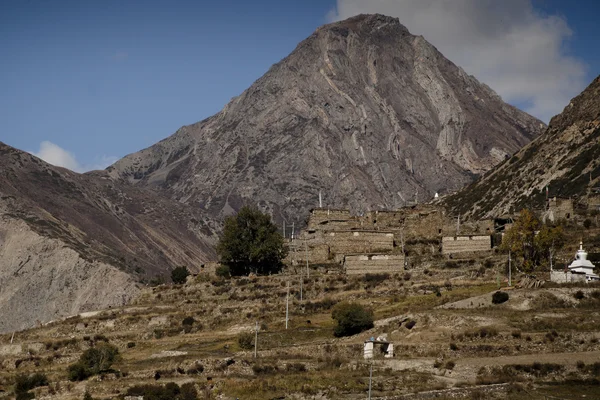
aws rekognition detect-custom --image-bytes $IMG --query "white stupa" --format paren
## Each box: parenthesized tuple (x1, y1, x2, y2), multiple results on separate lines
(568, 241, 599, 281)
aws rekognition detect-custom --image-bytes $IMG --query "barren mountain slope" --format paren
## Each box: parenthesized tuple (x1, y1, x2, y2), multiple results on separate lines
(444, 75, 600, 219)
(0, 142, 218, 332)
(109, 14, 543, 226)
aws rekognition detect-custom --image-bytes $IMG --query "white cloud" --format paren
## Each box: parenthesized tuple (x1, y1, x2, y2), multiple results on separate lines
(31, 141, 117, 173)
(329, 0, 588, 122)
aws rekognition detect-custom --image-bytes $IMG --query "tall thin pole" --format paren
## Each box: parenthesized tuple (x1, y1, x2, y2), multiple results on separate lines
(254, 321, 258, 358)
(319, 190, 323, 208)
(368, 362, 373, 400)
(283, 220, 286, 238)
(304, 238, 310, 279)
(291, 222, 295, 241)
(300, 268, 303, 301)
(508, 250, 512, 287)
(285, 281, 290, 329)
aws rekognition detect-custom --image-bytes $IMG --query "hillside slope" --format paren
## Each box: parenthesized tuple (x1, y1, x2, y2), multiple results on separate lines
(0, 142, 218, 333)
(444, 75, 600, 219)
(109, 14, 543, 226)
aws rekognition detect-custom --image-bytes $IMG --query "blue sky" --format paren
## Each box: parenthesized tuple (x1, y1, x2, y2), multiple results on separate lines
(1, 0, 598, 172)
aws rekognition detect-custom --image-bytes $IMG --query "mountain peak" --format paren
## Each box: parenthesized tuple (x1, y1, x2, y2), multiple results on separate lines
(317, 14, 410, 37)
(109, 15, 543, 225)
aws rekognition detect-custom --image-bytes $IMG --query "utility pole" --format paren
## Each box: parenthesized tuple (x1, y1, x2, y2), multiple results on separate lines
(291, 222, 295, 241)
(283, 220, 286, 238)
(508, 250, 512, 287)
(254, 321, 258, 358)
(304, 238, 310, 279)
(368, 361, 373, 400)
(319, 190, 323, 208)
(285, 281, 290, 329)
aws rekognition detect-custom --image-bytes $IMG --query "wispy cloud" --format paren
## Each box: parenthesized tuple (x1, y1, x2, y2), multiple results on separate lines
(329, 0, 588, 122)
(31, 141, 117, 173)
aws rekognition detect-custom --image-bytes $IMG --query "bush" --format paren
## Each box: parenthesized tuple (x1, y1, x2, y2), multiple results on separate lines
(68, 343, 119, 381)
(14, 373, 49, 394)
(584, 219, 592, 229)
(492, 291, 509, 304)
(574, 290, 585, 300)
(171, 266, 190, 284)
(405, 320, 416, 330)
(238, 332, 255, 350)
(216, 206, 288, 276)
(331, 302, 374, 337)
(126, 382, 197, 400)
(215, 265, 231, 278)
(182, 316, 195, 333)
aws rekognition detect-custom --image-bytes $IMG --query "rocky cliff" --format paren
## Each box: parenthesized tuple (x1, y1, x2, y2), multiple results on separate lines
(443, 75, 600, 219)
(109, 14, 544, 226)
(0, 142, 218, 332)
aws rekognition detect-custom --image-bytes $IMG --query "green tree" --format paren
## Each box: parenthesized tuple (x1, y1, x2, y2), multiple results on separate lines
(68, 343, 119, 381)
(171, 266, 190, 284)
(331, 302, 374, 337)
(535, 224, 565, 266)
(501, 209, 541, 271)
(217, 206, 288, 276)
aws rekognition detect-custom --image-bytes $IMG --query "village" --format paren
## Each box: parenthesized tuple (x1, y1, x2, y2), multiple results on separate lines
(282, 194, 600, 284)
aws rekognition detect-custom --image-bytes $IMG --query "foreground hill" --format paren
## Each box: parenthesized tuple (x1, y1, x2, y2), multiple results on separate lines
(0, 142, 218, 333)
(444, 75, 600, 219)
(109, 14, 543, 225)
(2, 266, 600, 399)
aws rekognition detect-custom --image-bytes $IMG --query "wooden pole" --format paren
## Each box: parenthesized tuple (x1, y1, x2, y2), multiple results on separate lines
(254, 321, 258, 358)
(285, 281, 290, 329)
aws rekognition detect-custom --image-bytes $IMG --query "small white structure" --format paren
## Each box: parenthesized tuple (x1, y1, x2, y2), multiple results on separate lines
(552, 242, 599, 283)
(568, 242, 599, 281)
(364, 336, 394, 359)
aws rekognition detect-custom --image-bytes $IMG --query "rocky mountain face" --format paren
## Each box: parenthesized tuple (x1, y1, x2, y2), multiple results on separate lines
(443, 75, 600, 219)
(108, 14, 544, 227)
(0, 142, 218, 333)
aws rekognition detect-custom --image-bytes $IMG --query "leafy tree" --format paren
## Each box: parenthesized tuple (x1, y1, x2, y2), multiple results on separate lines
(501, 209, 565, 272)
(535, 224, 565, 266)
(331, 302, 374, 337)
(217, 206, 288, 276)
(68, 343, 119, 381)
(502, 209, 540, 271)
(171, 266, 190, 284)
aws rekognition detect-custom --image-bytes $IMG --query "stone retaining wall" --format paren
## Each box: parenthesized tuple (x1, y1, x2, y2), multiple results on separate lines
(344, 254, 405, 275)
(442, 235, 491, 254)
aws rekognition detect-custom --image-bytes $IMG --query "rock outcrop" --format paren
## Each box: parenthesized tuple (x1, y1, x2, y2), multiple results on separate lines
(108, 14, 544, 226)
(443, 75, 600, 219)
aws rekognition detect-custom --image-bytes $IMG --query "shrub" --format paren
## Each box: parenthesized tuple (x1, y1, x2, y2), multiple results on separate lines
(127, 342, 136, 348)
(83, 391, 93, 400)
(574, 290, 585, 300)
(492, 291, 509, 304)
(238, 332, 255, 350)
(68, 343, 119, 381)
(182, 316, 195, 333)
(14, 373, 49, 393)
(171, 266, 190, 284)
(405, 320, 416, 330)
(331, 302, 374, 337)
(445, 360, 456, 370)
(215, 265, 231, 278)
(126, 382, 197, 400)
(584, 219, 592, 229)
